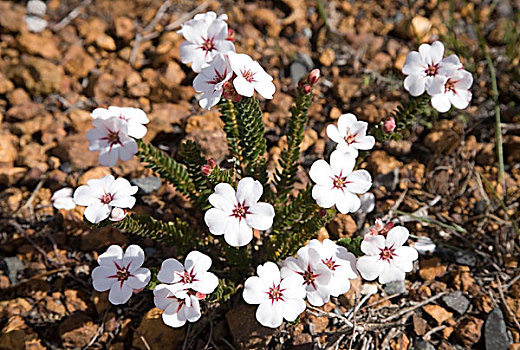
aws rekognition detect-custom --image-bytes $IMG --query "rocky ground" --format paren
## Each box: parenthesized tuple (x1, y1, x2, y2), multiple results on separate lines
(1, 0, 520, 349)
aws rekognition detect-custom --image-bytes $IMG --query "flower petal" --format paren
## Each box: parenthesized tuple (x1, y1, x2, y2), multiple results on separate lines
(162, 300, 187, 327)
(84, 202, 111, 223)
(431, 93, 451, 113)
(392, 246, 418, 272)
(108, 281, 133, 305)
(360, 235, 386, 255)
(346, 170, 372, 194)
(256, 301, 283, 328)
(205, 208, 233, 236)
(330, 150, 355, 175)
(309, 160, 333, 186)
(126, 268, 151, 289)
(386, 226, 409, 248)
(281, 297, 306, 322)
(185, 250, 212, 274)
(123, 245, 145, 272)
(224, 218, 253, 247)
(157, 258, 184, 283)
(404, 75, 426, 96)
(356, 255, 385, 281)
(326, 124, 344, 143)
(233, 75, 255, 97)
(334, 189, 361, 214)
(236, 177, 263, 206)
(312, 185, 335, 209)
(246, 202, 274, 231)
(378, 263, 406, 284)
(209, 183, 237, 211)
(243, 276, 267, 305)
(92, 266, 116, 292)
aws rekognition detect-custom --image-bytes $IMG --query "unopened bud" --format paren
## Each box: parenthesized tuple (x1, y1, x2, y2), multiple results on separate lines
(226, 28, 235, 42)
(307, 69, 320, 85)
(303, 84, 312, 94)
(201, 165, 212, 176)
(195, 292, 206, 300)
(318, 208, 327, 217)
(208, 158, 216, 168)
(383, 117, 396, 134)
(109, 208, 127, 222)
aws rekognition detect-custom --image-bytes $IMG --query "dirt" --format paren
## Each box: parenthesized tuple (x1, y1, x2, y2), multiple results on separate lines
(0, 0, 519, 349)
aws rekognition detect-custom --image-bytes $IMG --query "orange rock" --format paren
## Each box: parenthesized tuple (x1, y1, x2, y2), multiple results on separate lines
(319, 48, 335, 67)
(422, 304, 453, 324)
(419, 257, 447, 281)
(455, 316, 483, 347)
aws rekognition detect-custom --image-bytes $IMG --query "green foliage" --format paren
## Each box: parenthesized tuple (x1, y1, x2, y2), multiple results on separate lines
(266, 187, 316, 259)
(235, 97, 267, 181)
(218, 98, 242, 162)
(337, 236, 364, 257)
(114, 213, 196, 248)
(136, 139, 199, 201)
(373, 94, 431, 142)
(271, 88, 313, 203)
(283, 207, 336, 258)
(145, 268, 159, 290)
(207, 165, 237, 188)
(207, 279, 236, 303)
(178, 140, 212, 209)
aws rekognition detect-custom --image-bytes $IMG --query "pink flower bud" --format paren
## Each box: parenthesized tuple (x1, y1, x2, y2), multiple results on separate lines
(195, 292, 206, 300)
(208, 158, 216, 168)
(318, 208, 327, 217)
(383, 117, 396, 134)
(308, 69, 320, 85)
(109, 208, 127, 222)
(303, 85, 312, 94)
(226, 28, 235, 42)
(201, 165, 212, 176)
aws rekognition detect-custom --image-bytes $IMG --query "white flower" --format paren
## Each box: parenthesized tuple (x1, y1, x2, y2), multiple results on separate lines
(326, 113, 375, 157)
(51, 187, 76, 210)
(305, 239, 358, 297)
(193, 53, 233, 109)
(309, 150, 372, 214)
(243, 262, 306, 328)
(91, 245, 151, 305)
(91, 106, 149, 139)
(73, 175, 138, 224)
(227, 52, 276, 99)
(430, 69, 473, 113)
(179, 13, 235, 72)
(204, 177, 275, 247)
(402, 41, 461, 96)
(356, 226, 419, 284)
(178, 12, 228, 33)
(154, 284, 203, 328)
(86, 117, 138, 167)
(157, 251, 219, 295)
(280, 246, 332, 306)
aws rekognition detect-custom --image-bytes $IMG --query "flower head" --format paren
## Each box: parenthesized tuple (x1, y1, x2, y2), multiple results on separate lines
(91, 106, 149, 139)
(109, 207, 127, 222)
(326, 113, 375, 157)
(367, 218, 394, 237)
(92, 245, 151, 305)
(243, 262, 306, 328)
(356, 226, 418, 284)
(193, 53, 233, 109)
(305, 239, 358, 297)
(430, 69, 473, 113)
(154, 284, 203, 328)
(86, 117, 138, 167)
(73, 175, 138, 224)
(51, 187, 76, 210)
(157, 251, 219, 295)
(280, 246, 332, 306)
(179, 12, 235, 72)
(383, 117, 396, 134)
(204, 177, 275, 247)
(227, 52, 276, 99)
(309, 150, 372, 214)
(402, 41, 461, 96)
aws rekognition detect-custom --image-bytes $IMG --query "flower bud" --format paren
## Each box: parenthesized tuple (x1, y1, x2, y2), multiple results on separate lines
(109, 207, 127, 222)
(307, 69, 320, 85)
(208, 158, 216, 168)
(318, 208, 327, 217)
(303, 85, 312, 94)
(226, 28, 235, 42)
(201, 159, 216, 176)
(383, 117, 396, 134)
(195, 292, 206, 300)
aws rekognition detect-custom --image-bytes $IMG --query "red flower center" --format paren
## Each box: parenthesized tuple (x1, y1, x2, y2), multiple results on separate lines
(425, 63, 439, 77)
(176, 268, 197, 284)
(231, 202, 250, 220)
(444, 78, 458, 93)
(200, 37, 216, 52)
(108, 261, 135, 288)
(266, 283, 285, 304)
(100, 193, 113, 204)
(344, 129, 357, 145)
(332, 173, 349, 189)
(379, 246, 396, 262)
(322, 257, 340, 271)
(298, 265, 320, 289)
(241, 69, 256, 82)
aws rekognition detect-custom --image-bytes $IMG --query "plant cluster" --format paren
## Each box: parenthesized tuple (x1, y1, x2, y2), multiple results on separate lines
(51, 11, 473, 329)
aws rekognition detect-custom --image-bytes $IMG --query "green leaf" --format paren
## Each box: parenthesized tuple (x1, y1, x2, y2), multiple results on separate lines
(337, 236, 364, 257)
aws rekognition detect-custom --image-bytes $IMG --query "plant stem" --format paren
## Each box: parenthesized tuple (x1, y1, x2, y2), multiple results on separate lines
(473, 10, 506, 199)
